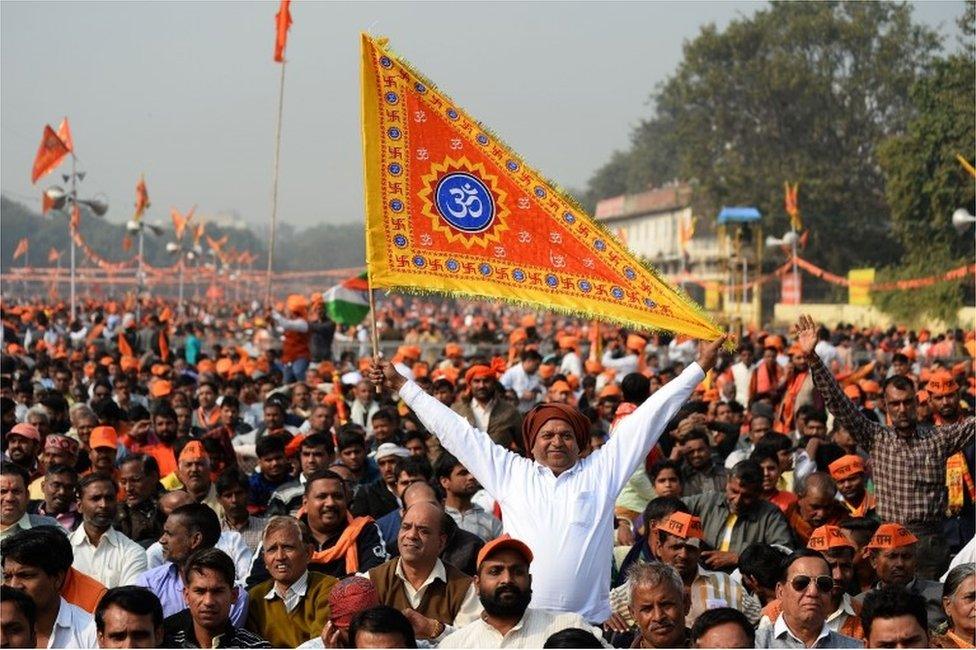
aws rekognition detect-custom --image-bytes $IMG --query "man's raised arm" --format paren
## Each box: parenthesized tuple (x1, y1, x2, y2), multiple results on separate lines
(368, 359, 520, 498)
(794, 314, 883, 451)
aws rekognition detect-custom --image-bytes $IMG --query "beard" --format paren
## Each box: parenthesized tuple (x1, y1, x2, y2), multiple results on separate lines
(480, 584, 532, 618)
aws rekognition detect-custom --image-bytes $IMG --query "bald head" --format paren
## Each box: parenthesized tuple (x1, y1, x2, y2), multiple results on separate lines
(797, 472, 836, 499)
(402, 480, 438, 509)
(159, 490, 194, 516)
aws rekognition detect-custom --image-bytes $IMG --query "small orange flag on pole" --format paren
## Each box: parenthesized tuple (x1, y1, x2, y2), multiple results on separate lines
(31, 125, 70, 184)
(273, 0, 292, 62)
(134, 175, 150, 221)
(12, 238, 29, 261)
(48, 247, 61, 263)
(57, 117, 74, 153)
(118, 332, 134, 358)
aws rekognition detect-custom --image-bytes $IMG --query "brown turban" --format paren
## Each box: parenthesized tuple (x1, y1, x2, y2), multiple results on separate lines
(522, 403, 591, 454)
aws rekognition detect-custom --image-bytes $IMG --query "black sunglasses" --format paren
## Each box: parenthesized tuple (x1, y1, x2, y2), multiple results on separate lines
(790, 575, 834, 593)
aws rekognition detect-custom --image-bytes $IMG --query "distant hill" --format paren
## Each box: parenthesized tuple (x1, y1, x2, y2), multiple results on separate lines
(0, 195, 364, 274)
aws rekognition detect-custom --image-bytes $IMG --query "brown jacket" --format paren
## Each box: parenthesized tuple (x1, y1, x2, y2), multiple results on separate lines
(368, 558, 473, 625)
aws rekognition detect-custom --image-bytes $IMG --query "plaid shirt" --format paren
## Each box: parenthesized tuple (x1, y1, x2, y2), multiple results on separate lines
(809, 353, 975, 528)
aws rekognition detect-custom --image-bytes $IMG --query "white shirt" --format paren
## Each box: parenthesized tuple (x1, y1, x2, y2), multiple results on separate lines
(559, 351, 583, 379)
(499, 364, 542, 413)
(398, 362, 704, 622)
(470, 398, 495, 433)
(445, 504, 503, 542)
(69, 525, 147, 588)
(264, 569, 308, 613)
(601, 350, 638, 377)
(815, 340, 839, 368)
(145, 530, 253, 585)
(439, 608, 607, 649)
(48, 598, 97, 649)
(730, 361, 754, 406)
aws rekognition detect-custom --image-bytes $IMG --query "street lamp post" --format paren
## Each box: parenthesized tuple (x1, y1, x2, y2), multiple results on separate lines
(127, 220, 163, 323)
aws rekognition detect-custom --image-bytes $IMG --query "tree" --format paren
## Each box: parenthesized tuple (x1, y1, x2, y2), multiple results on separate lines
(588, 1, 941, 274)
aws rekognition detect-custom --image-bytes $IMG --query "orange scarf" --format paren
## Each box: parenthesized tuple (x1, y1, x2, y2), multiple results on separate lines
(776, 371, 807, 433)
(750, 362, 780, 401)
(943, 631, 976, 649)
(309, 514, 375, 575)
(843, 491, 877, 518)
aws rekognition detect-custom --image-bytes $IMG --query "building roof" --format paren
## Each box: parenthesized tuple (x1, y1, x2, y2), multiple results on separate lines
(594, 184, 692, 222)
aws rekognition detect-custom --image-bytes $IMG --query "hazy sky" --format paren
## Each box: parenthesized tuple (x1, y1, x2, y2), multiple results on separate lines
(1, 1, 964, 230)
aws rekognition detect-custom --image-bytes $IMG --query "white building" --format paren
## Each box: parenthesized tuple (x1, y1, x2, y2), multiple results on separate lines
(594, 184, 723, 280)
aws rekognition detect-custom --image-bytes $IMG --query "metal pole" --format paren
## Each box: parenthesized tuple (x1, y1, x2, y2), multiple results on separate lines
(178, 254, 185, 313)
(136, 227, 144, 323)
(790, 223, 799, 306)
(69, 157, 77, 321)
(266, 61, 287, 307)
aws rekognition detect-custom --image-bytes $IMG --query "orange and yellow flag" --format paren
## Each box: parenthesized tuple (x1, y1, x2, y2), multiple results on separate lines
(360, 34, 721, 339)
(31, 125, 70, 184)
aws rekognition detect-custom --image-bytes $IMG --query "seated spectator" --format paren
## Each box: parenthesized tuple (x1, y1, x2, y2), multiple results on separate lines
(336, 428, 380, 488)
(650, 459, 684, 499)
(248, 435, 294, 514)
(931, 563, 975, 648)
(860, 587, 930, 649)
(114, 455, 164, 546)
(0, 584, 37, 649)
(853, 523, 946, 629)
(610, 512, 759, 628)
(754, 549, 861, 648)
(828, 455, 877, 520)
(29, 464, 82, 532)
(216, 467, 267, 553)
(69, 474, 148, 587)
(788, 472, 847, 545)
(266, 433, 335, 516)
(751, 443, 799, 514)
(684, 460, 794, 571)
(295, 576, 380, 649)
(349, 605, 417, 649)
(1, 528, 98, 648)
(760, 525, 865, 641)
(160, 440, 223, 516)
(623, 561, 690, 648)
(366, 501, 480, 642)
(94, 586, 164, 649)
(690, 607, 755, 649)
(679, 427, 728, 497)
(369, 409, 403, 450)
(135, 503, 248, 624)
(28, 435, 79, 501)
(615, 497, 689, 588)
(350, 443, 412, 519)
(246, 517, 337, 647)
(0, 464, 59, 541)
(162, 548, 269, 648)
(436, 452, 503, 542)
(439, 536, 600, 648)
(247, 469, 387, 585)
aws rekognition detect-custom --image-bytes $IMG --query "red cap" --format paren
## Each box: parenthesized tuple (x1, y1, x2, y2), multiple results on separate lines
(477, 534, 534, 567)
(9, 423, 40, 442)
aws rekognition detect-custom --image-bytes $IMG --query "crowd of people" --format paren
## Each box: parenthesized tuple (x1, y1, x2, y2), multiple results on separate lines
(0, 293, 973, 649)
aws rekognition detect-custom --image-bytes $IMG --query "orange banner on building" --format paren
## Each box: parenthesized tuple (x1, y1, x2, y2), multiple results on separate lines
(360, 34, 721, 340)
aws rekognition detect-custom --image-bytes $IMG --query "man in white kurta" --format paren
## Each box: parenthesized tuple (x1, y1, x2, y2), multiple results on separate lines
(371, 335, 723, 623)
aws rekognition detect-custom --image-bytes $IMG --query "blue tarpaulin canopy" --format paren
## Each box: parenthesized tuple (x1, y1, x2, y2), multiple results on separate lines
(717, 206, 761, 224)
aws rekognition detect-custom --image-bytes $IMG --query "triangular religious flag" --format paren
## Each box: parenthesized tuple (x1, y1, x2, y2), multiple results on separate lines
(171, 206, 195, 241)
(42, 191, 56, 215)
(784, 181, 802, 231)
(48, 247, 61, 263)
(57, 117, 74, 153)
(193, 222, 206, 248)
(31, 125, 70, 184)
(273, 0, 292, 63)
(12, 238, 29, 261)
(360, 34, 721, 339)
(134, 175, 150, 221)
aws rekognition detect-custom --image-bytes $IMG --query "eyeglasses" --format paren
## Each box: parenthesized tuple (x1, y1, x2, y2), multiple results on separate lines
(790, 575, 834, 593)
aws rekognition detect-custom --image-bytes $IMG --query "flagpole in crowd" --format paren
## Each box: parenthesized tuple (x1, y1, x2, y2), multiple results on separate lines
(69, 155, 78, 321)
(266, 0, 292, 307)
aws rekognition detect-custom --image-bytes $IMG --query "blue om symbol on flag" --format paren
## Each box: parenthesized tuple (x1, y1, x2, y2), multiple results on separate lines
(434, 172, 496, 233)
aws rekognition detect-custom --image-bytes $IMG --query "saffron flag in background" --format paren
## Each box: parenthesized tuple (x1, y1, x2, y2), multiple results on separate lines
(12, 238, 29, 261)
(273, 0, 292, 63)
(48, 247, 61, 263)
(784, 181, 801, 231)
(134, 175, 150, 221)
(360, 34, 721, 339)
(31, 125, 70, 184)
(57, 117, 74, 153)
(323, 272, 370, 325)
(171, 206, 195, 241)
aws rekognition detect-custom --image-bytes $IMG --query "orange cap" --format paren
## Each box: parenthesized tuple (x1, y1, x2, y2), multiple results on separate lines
(215, 358, 233, 376)
(584, 360, 603, 374)
(916, 389, 930, 405)
(626, 334, 647, 352)
(509, 328, 528, 345)
(412, 362, 429, 379)
(90, 426, 118, 449)
(764, 335, 784, 351)
(286, 293, 309, 316)
(179, 440, 208, 462)
(120, 356, 139, 372)
(599, 384, 622, 399)
(444, 343, 463, 358)
(99, 355, 114, 367)
(150, 364, 170, 377)
(808, 525, 856, 552)
(549, 380, 572, 395)
(285, 433, 306, 459)
(150, 380, 173, 398)
(520, 315, 536, 328)
(655, 512, 705, 543)
(398, 345, 422, 361)
(865, 523, 919, 550)
(926, 371, 958, 396)
(843, 384, 862, 401)
(197, 359, 216, 374)
(477, 534, 533, 567)
(858, 379, 881, 395)
(558, 335, 579, 350)
(828, 455, 865, 481)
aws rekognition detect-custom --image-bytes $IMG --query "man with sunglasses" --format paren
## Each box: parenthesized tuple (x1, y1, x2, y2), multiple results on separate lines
(754, 549, 861, 648)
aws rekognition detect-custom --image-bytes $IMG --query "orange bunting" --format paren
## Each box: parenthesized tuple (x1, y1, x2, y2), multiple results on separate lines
(273, 0, 292, 62)
(206, 234, 228, 253)
(121, 235, 133, 252)
(70, 203, 81, 230)
(31, 125, 70, 184)
(158, 330, 169, 362)
(359, 35, 721, 340)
